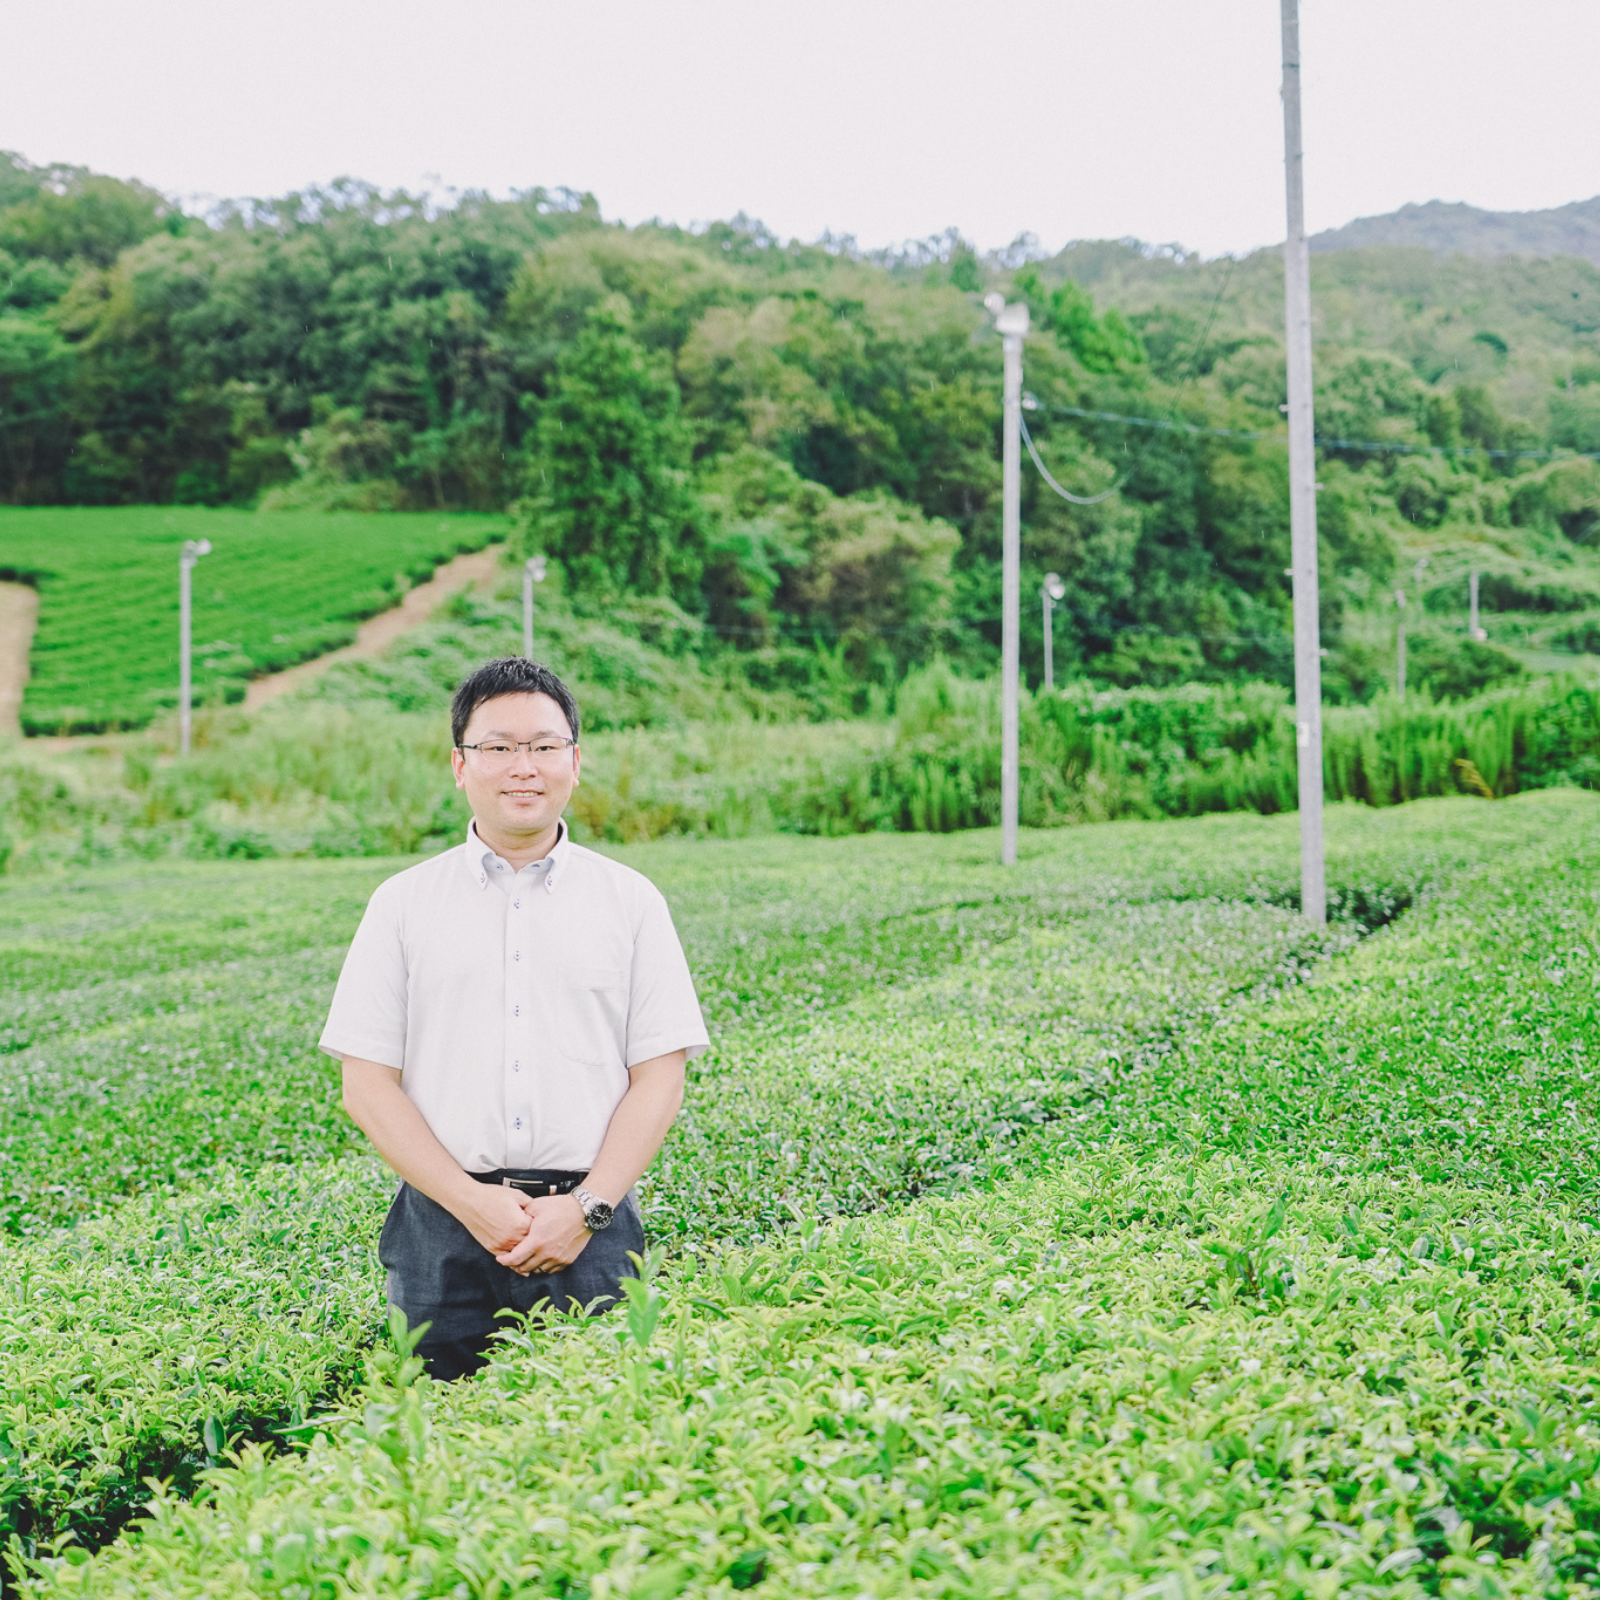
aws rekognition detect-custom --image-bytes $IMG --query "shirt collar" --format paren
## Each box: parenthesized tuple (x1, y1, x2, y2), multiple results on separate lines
(465, 817, 571, 893)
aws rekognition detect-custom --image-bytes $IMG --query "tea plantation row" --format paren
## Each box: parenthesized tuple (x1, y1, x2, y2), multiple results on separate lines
(3, 794, 1598, 1595)
(0, 507, 505, 733)
(0, 815, 1358, 1231)
(58, 1157, 1600, 1598)
(0, 814, 1345, 1553)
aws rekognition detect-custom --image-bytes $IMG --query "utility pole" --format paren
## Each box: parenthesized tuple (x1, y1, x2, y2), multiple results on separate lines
(1469, 570, 1485, 640)
(1395, 587, 1407, 701)
(1042, 573, 1065, 690)
(523, 555, 547, 660)
(1280, 0, 1325, 924)
(989, 296, 1029, 867)
(178, 538, 211, 755)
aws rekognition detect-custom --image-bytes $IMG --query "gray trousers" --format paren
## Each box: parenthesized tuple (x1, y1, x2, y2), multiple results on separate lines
(378, 1172, 645, 1380)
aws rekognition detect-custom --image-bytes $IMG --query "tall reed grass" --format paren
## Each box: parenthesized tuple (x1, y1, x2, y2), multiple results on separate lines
(5, 668, 1599, 867)
(752, 666, 1600, 833)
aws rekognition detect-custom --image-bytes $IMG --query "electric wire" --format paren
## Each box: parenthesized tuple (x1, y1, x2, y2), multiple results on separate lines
(1044, 400, 1600, 464)
(1020, 256, 1237, 505)
(677, 609, 1307, 649)
(1020, 411, 1120, 504)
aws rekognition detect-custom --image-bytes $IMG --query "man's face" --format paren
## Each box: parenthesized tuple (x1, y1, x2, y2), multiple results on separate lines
(450, 691, 580, 840)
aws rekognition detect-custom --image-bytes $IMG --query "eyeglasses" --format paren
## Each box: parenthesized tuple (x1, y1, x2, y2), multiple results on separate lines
(457, 737, 577, 767)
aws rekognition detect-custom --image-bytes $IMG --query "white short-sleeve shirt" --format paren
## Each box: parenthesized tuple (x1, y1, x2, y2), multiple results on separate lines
(319, 819, 709, 1173)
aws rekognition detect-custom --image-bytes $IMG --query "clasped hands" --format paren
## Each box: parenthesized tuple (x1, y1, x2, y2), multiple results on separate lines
(468, 1185, 590, 1276)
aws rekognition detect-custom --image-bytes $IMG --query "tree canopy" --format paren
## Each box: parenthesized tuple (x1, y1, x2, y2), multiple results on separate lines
(4, 149, 1600, 702)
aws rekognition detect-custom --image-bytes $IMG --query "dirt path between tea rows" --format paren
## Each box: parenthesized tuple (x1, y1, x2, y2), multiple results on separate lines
(243, 545, 501, 708)
(0, 582, 39, 740)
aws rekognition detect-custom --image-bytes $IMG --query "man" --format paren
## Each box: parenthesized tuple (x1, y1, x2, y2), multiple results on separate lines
(321, 657, 708, 1380)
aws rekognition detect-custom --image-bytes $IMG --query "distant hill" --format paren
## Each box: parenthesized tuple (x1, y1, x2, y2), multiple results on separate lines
(1311, 197, 1600, 265)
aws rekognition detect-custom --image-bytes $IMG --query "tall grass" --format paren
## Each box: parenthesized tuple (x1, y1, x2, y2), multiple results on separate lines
(768, 666, 1600, 832)
(5, 668, 1600, 868)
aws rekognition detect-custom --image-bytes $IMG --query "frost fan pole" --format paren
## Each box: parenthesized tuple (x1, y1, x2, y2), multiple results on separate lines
(523, 555, 547, 660)
(1280, 0, 1326, 923)
(992, 297, 1030, 866)
(178, 537, 211, 757)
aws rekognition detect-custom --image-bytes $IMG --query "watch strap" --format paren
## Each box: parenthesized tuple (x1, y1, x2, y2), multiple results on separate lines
(573, 1186, 614, 1231)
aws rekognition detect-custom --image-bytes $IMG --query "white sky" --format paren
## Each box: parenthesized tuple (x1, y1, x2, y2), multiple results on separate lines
(3, 0, 1598, 259)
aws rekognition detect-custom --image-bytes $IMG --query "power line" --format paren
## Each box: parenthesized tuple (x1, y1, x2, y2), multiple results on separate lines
(1021, 257, 1240, 507)
(1038, 400, 1600, 463)
(680, 610, 1304, 650)
(1316, 433, 1600, 463)
(1020, 412, 1120, 505)
(1042, 402, 1269, 442)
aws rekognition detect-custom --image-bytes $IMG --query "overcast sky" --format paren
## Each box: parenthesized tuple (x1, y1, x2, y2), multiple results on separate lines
(4, 0, 1598, 259)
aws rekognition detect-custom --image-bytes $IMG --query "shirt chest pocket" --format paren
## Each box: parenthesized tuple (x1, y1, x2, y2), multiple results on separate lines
(556, 964, 629, 1067)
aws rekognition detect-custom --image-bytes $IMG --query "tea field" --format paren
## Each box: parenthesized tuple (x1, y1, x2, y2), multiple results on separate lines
(4, 794, 1600, 1595)
(0, 508, 506, 734)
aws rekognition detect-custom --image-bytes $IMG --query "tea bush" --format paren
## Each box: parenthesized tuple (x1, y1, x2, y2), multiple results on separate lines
(0, 507, 505, 733)
(38, 1160, 1600, 1596)
(4, 792, 1599, 1592)
(0, 1161, 387, 1555)
(0, 802, 1477, 1234)
(1, 816, 1337, 1558)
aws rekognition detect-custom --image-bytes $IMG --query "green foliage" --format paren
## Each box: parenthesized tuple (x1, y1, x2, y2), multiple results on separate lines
(1013, 266, 1146, 373)
(0, 152, 46, 212)
(1550, 382, 1600, 454)
(1402, 632, 1527, 699)
(0, 171, 170, 269)
(0, 317, 74, 501)
(23, 180, 597, 509)
(581, 669, 1600, 835)
(51, 1155, 1600, 1596)
(9, 658, 1600, 867)
(0, 812, 1333, 1553)
(0, 253, 72, 314)
(527, 298, 703, 606)
(7, 793, 1600, 1592)
(699, 447, 960, 682)
(0, 1163, 385, 1556)
(256, 403, 411, 513)
(1506, 456, 1600, 544)
(301, 587, 770, 725)
(7, 153, 1600, 729)
(0, 507, 505, 731)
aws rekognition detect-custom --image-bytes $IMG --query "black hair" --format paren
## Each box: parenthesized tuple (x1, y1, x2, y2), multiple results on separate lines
(450, 658, 581, 747)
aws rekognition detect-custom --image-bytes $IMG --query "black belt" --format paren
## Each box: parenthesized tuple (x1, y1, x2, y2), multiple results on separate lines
(470, 1167, 587, 1196)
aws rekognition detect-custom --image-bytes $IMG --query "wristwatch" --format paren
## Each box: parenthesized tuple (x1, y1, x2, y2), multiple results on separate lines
(573, 1187, 614, 1232)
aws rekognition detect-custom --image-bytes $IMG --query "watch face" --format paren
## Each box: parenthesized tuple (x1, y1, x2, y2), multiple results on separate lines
(584, 1198, 614, 1231)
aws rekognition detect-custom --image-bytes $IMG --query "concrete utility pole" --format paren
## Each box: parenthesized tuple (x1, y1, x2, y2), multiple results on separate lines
(1042, 573, 1065, 690)
(522, 555, 547, 660)
(1280, 0, 1325, 924)
(990, 296, 1029, 867)
(178, 538, 211, 756)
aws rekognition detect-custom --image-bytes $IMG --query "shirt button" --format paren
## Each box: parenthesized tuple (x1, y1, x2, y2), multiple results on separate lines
(513, 951, 520, 961)
(514, 900, 520, 909)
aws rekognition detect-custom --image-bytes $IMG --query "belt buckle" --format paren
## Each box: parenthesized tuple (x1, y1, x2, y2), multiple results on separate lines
(502, 1176, 557, 1195)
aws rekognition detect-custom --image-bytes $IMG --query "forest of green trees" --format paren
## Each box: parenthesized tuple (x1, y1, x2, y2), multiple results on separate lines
(4, 150, 1600, 706)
